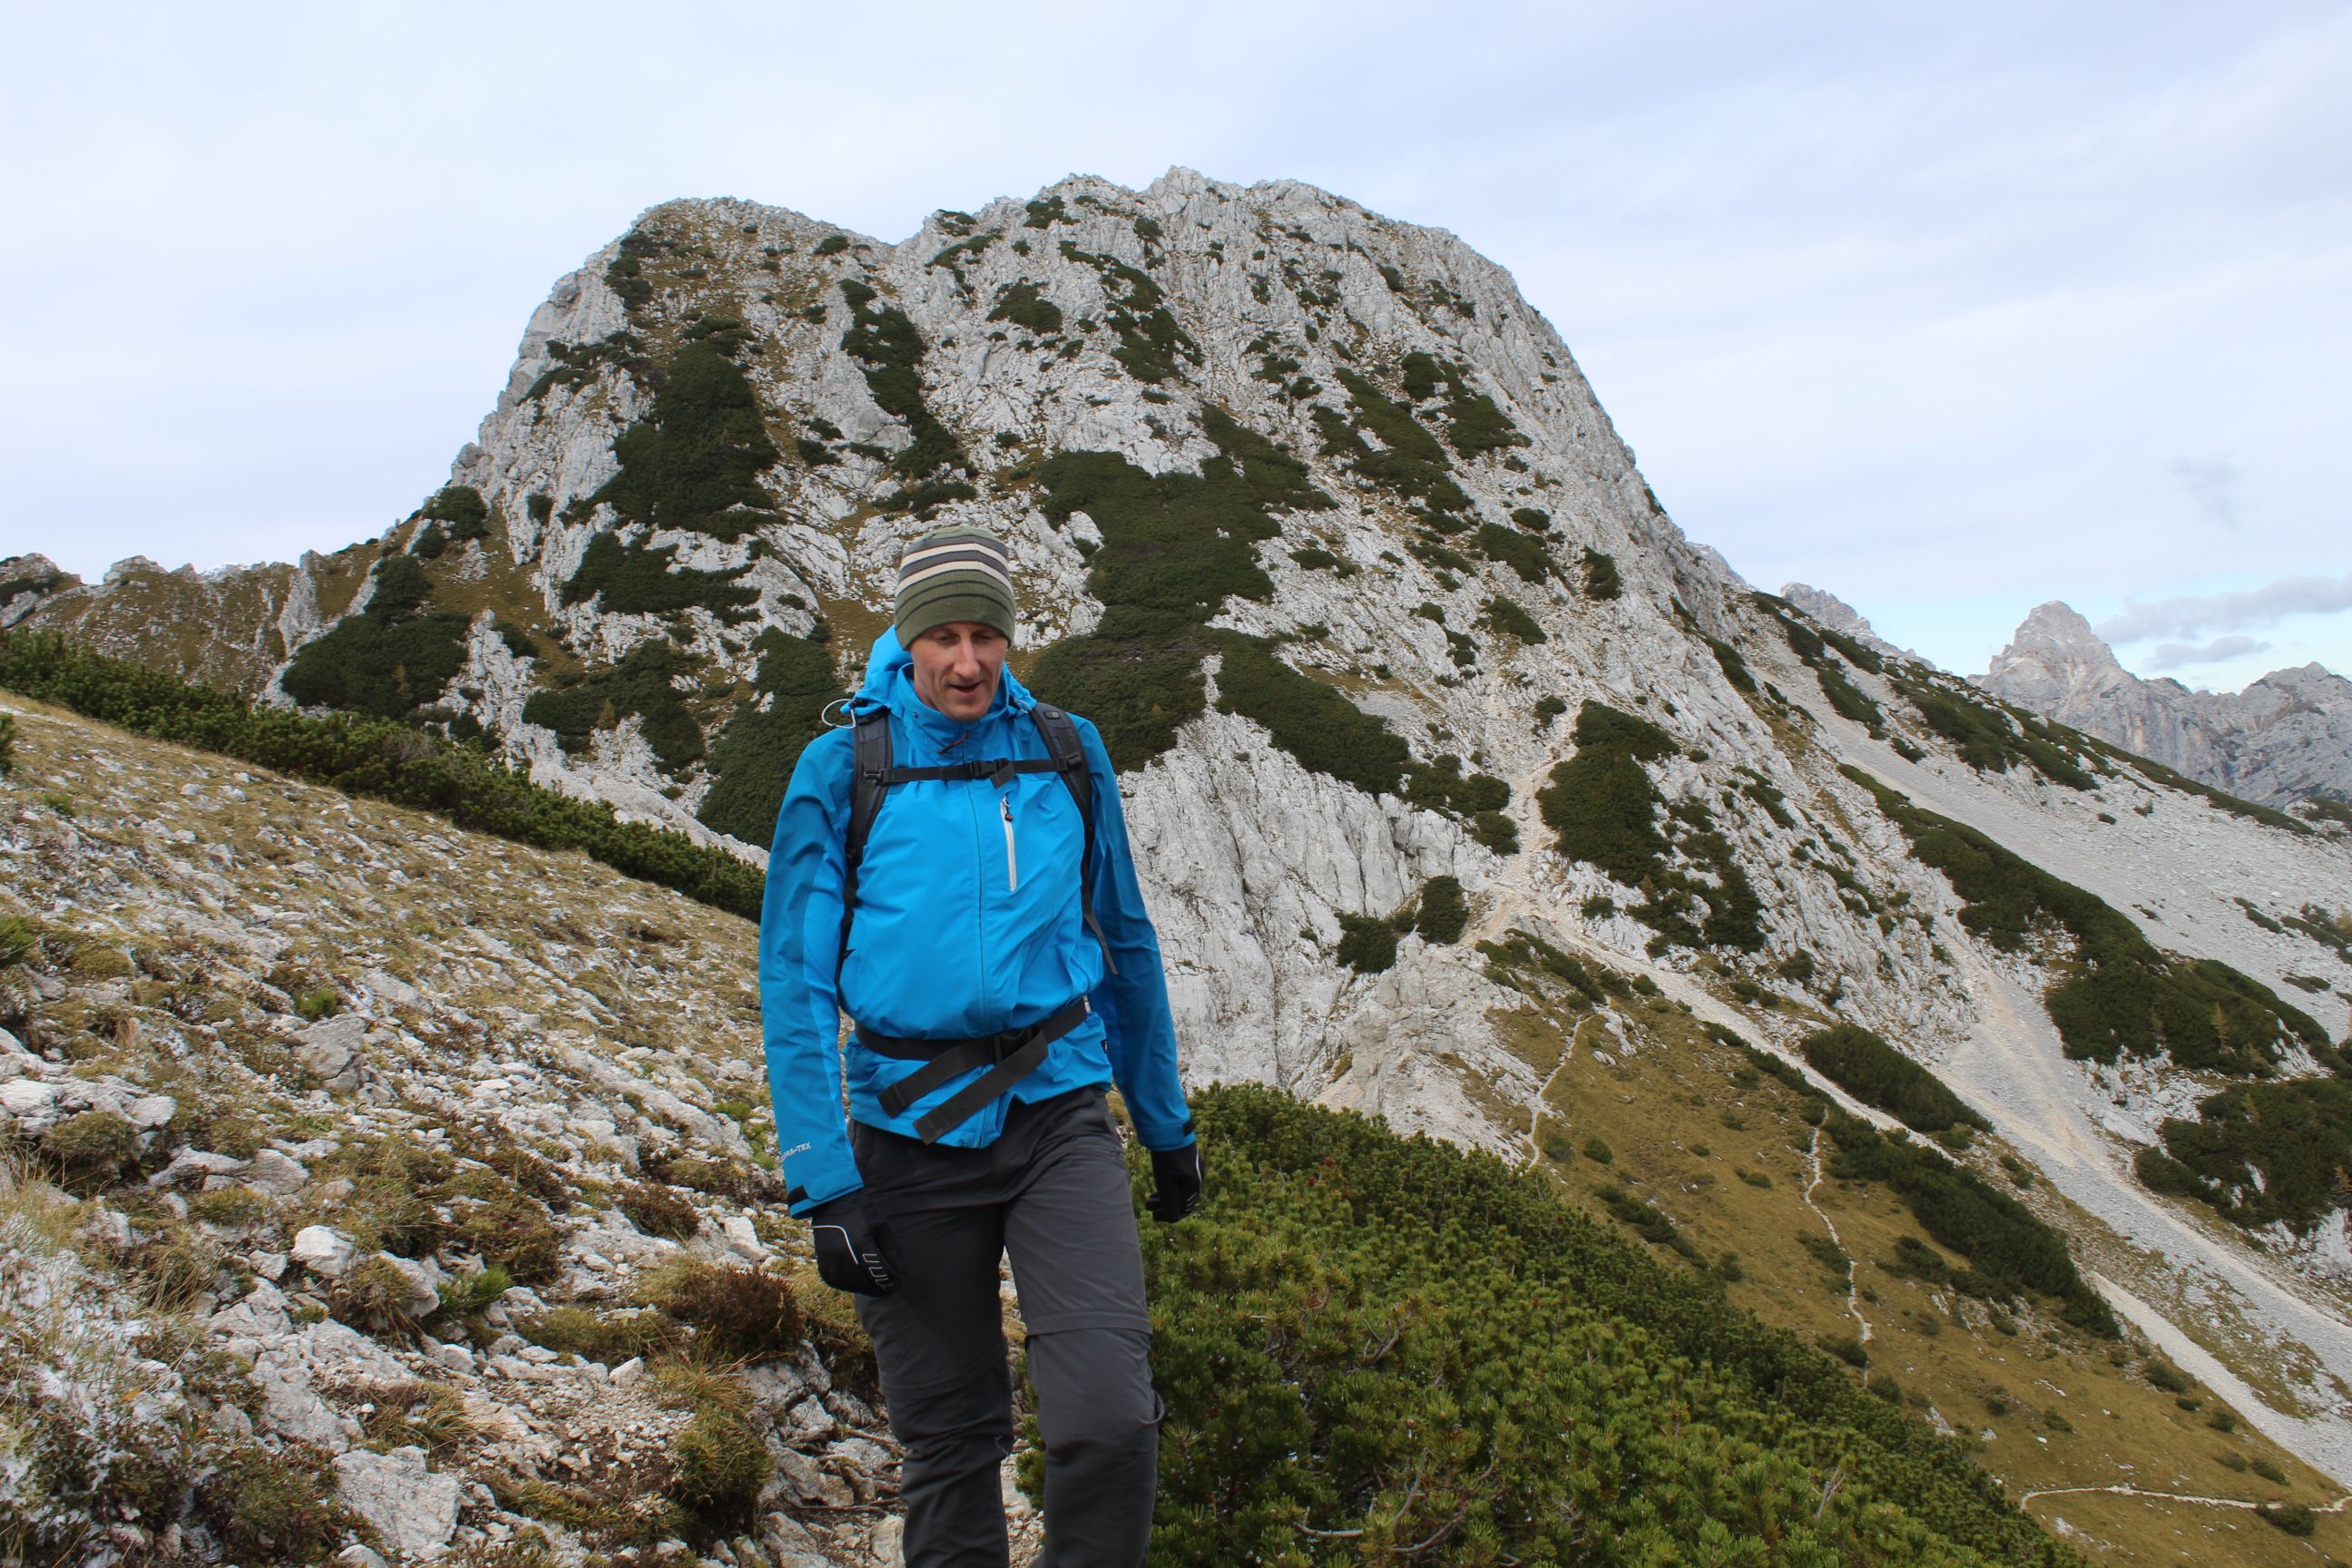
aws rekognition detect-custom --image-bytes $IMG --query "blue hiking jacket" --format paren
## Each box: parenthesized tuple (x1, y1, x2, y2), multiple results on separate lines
(760, 628, 1194, 1215)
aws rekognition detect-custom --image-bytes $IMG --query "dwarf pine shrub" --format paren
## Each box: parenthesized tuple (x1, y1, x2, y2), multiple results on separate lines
(1140, 1087, 2079, 1565)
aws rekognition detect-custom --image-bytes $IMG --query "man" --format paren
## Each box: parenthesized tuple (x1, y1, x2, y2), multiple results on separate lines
(760, 525, 1202, 1567)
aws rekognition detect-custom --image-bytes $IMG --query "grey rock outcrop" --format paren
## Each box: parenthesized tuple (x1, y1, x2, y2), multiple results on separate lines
(333, 1446, 462, 1561)
(1978, 601, 2352, 807)
(1779, 583, 1907, 662)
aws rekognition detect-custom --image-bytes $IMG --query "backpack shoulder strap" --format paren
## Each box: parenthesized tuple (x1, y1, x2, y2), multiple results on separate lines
(1030, 703, 1116, 975)
(837, 711, 893, 985)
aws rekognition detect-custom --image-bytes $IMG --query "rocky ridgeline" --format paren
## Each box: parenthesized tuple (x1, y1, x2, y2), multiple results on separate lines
(0, 696, 1029, 1567)
(1977, 602, 2352, 811)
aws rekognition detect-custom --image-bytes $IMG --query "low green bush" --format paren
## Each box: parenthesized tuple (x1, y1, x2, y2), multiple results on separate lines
(559, 530, 758, 619)
(1803, 1024, 1991, 1135)
(592, 339, 783, 542)
(1473, 522, 1552, 583)
(1416, 875, 1468, 944)
(987, 279, 1064, 336)
(1826, 1111, 2115, 1336)
(280, 554, 468, 720)
(2147, 1075, 2352, 1234)
(522, 641, 707, 770)
(1335, 912, 1398, 974)
(839, 279, 967, 480)
(1137, 1086, 2079, 1563)
(1582, 547, 1622, 600)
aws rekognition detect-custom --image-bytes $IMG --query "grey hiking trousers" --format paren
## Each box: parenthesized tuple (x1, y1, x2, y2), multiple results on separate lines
(849, 1088, 1159, 1567)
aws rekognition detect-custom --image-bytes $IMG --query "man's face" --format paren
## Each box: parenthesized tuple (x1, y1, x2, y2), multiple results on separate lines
(907, 621, 1009, 722)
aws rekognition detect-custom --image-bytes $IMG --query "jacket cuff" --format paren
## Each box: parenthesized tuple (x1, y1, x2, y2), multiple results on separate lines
(787, 1175, 863, 1218)
(1134, 1113, 1196, 1153)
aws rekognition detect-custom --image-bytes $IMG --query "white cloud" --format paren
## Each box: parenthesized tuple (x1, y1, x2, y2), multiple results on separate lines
(2096, 573, 2352, 645)
(2146, 634, 2272, 671)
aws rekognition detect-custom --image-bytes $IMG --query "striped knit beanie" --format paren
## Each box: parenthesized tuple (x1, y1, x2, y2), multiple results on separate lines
(895, 527, 1017, 644)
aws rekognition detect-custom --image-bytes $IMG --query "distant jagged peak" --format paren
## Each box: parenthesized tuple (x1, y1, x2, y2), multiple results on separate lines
(1992, 600, 2124, 672)
(1778, 583, 1907, 661)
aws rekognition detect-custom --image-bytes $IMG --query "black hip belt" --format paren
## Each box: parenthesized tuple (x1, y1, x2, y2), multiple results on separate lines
(858, 997, 1091, 1143)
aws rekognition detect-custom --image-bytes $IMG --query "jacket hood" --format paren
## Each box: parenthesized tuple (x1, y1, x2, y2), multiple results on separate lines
(851, 626, 1034, 725)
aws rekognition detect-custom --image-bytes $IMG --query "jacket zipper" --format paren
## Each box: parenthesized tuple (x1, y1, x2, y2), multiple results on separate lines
(1001, 794, 1018, 891)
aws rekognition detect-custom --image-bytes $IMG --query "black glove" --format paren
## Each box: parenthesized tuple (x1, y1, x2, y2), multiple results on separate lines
(1146, 1137, 1204, 1223)
(807, 1191, 901, 1295)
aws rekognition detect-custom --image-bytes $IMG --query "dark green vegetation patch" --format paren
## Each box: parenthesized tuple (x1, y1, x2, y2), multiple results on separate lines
(1316, 370, 1472, 516)
(1755, 593, 1887, 734)
(987, 279, 1063, 337)
(1479, 593, 1545, 643)
(1889, 670, 2095, 790)
(522, 642, 707, 770)
(1824, 1112, 2117, 1337)
(1803, 1024, 1992, 1136)
(1138, 1085, 2081, 1565)
(1056, 240, 1198, 384)
(1843, 766, 2323, 1073)
(2075, 734, 2314, 834)
(1213, 640, 1406, 798)
(1582, 546, 1622, 601)
(1396, 350, 1526, 456)
(697, 628, 847, 847)
(561, 531, 758, 620)
(0, 632, 760, 917)
(839, 279, 968, 504)
(2136, 1068, 2352, 1235)
(1539, 702, 1763, 952)
(590, 325, 783, 543)
(280, 554, 469, 720)
(1027, 407, 1345, 770)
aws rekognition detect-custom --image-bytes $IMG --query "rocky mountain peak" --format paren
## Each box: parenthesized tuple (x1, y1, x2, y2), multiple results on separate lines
(1979, 601, 2352, 808)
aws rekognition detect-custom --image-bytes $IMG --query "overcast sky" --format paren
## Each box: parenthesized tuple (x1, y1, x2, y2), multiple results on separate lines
(3, 2, 2346, 691)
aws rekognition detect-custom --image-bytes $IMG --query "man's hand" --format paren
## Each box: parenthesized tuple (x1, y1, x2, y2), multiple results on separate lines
(1146, 1140, 1204, 1223)
(807, 1191, 902, 1295)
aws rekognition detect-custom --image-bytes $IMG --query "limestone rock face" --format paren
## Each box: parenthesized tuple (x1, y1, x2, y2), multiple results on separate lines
(1978, 601, 2352, 806)
(333, 1446, 462, 1561)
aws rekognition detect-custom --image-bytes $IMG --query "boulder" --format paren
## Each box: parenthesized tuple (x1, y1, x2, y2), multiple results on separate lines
(0, 1078, 58, 1115)
(297, 1014, 367, 1083)
(333, 1446, 460, 1562)
(124, 1093, 177, 1130)
(289, 1224, 357, 1279)
(247, 1147, 309, 1195)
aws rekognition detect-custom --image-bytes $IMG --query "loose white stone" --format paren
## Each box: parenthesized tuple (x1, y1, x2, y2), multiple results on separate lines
(289, 1225, 358, 1279)
(247, 1147, 309, 1195)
